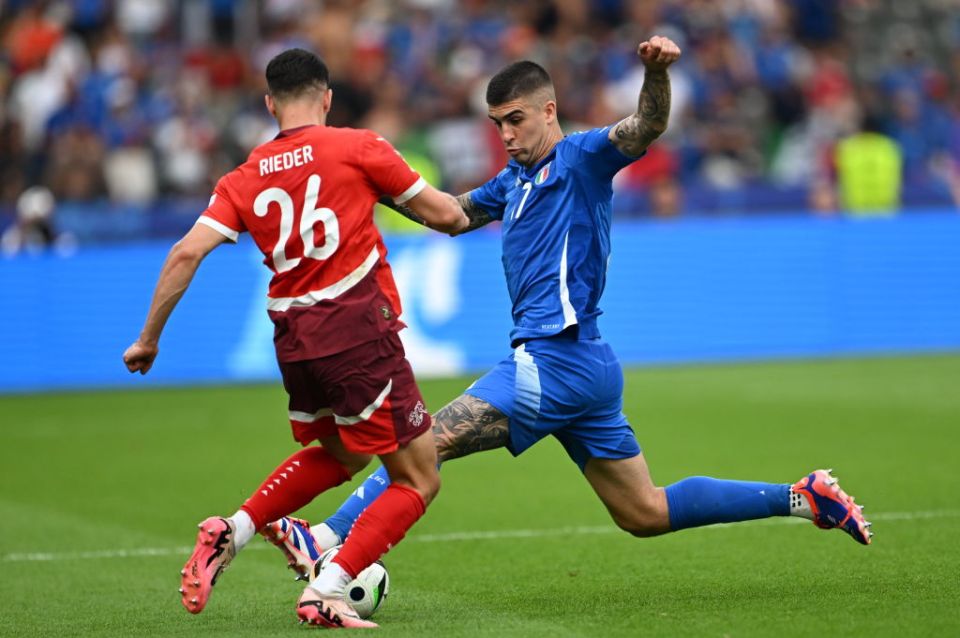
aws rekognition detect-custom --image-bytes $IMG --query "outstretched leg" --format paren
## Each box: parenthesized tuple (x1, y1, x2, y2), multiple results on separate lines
(583, 454, 870, 544)
(582, 454, 670, 536)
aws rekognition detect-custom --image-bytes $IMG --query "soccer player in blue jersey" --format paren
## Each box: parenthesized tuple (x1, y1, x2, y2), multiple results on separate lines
(263, 36, 872, 585)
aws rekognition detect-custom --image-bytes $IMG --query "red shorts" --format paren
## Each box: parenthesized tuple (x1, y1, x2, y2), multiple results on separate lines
(278, 332, 431, 455)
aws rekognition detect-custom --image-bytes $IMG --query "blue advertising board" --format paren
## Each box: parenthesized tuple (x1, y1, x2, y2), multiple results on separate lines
(1, 213, 958, 393)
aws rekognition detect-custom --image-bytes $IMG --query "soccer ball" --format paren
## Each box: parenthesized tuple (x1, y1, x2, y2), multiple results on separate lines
(312, 545, 389, 619)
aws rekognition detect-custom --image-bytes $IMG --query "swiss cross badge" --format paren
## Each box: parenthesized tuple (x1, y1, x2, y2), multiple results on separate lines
(408, 401, 426, 428)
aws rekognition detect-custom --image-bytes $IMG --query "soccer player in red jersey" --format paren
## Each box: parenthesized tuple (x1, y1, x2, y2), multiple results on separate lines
(123, 48, 468, 628)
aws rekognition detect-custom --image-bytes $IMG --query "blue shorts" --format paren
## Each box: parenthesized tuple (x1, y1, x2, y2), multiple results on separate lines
(465, 336, 641, 471)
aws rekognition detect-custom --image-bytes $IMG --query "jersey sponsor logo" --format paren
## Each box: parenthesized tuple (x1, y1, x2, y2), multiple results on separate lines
(534, 163, 551, 185)
(259, 144, 315, 176)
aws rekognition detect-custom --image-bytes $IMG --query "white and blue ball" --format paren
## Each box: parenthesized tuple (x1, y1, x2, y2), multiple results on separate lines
(312, 545, 389, 619)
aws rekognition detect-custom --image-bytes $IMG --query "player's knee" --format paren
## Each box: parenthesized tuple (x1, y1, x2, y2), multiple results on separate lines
(392, 469, 441, 506)
(420, 470, 441, 505)
(414, 467, 442, 506)
(346, 456, 373, 477)
(320, 438, 374, 477)
(612, 493, 669, 537)
(613, 512, 663, 537)
(333, 452, 373, 477)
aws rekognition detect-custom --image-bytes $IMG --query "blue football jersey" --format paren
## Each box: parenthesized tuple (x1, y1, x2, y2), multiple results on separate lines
(470, 127, 641, 345)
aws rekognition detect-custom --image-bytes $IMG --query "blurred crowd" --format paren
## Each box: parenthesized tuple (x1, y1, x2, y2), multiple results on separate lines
(2, 0, 960, 245)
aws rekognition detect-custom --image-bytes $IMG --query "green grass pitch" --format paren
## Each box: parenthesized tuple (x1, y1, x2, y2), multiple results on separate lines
(2, 355, 959, 637)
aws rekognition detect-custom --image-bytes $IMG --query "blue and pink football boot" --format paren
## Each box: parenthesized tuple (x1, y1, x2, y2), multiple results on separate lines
(260, 516, 326, 580)
(792, 469, 872, 545)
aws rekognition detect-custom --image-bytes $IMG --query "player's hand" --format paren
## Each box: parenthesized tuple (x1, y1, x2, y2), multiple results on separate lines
(638, 36, 681, 72)
(123, 340, 159, 375)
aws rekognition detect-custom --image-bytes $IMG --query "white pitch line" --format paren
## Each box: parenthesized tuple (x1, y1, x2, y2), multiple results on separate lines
(3, 509, 958, 563)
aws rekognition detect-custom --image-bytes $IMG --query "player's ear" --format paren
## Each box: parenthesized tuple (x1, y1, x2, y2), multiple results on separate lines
(544, 99, 557, 124)
(265, 94, 277, 118)
(323, 88, 333, 115)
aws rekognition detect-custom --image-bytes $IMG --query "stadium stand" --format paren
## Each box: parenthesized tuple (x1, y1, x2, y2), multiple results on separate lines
(1, 0, 958, 244)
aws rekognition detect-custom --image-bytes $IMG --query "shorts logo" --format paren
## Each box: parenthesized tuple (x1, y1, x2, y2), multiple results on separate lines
(408, 400, 426, 428)
(379, 305, 392, 320)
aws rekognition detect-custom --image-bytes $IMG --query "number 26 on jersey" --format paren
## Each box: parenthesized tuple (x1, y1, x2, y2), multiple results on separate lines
(254, 174, 340, 273)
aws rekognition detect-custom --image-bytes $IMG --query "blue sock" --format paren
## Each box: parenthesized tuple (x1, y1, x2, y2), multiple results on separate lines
(323, 465, 391, 540)
(664, 476, 790, 531)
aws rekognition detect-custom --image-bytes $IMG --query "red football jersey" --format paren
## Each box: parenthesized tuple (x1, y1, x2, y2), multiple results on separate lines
(198, 125, 425, 361)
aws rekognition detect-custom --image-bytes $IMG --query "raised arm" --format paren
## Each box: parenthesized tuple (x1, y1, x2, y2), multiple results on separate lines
(608, 35, 682, 157)
(122, 223, 228, 374)
(379, 190, 494, 236)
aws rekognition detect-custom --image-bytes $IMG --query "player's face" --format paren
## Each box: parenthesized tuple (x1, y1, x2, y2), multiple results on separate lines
(488, 94, 555, 167)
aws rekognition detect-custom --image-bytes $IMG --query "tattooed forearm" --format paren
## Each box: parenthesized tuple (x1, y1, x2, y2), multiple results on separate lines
(378, 193, 491, 235)
(378, 196, 427, 226)
(610, 69, 671, 157)
(453, 193, 494, 235)
(432, 394, 509, 462)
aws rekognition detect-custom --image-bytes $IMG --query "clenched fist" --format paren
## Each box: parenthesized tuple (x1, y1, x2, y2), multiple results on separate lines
(123, 340, 159, 375)
(638, 36, 682, 72)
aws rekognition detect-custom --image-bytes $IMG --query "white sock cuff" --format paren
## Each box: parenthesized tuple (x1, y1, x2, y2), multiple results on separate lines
(312, 522, 342, 552)
(229, 510, 257, 550)
(310, 561, 351, 597)
(789, 488, 814, 521)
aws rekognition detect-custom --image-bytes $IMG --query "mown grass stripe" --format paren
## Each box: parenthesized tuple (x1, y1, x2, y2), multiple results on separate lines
(4, 508, 957, 563)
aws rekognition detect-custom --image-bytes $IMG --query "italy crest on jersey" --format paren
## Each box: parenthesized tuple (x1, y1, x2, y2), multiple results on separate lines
(535, 163, 551, 185)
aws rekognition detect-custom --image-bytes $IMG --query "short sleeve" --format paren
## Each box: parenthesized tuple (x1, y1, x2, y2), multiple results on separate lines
(564, 127, 642, 179)
(197, 176, 245, 242)
(359, 131, 425, 204)
(468, 169, 510, 221)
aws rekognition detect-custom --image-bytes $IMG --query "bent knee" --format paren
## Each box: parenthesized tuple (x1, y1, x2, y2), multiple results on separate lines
(614, 516, 665, 538)
(421, 472, 441, 505)
(611, 498, 670, 537)
(338, 453, 373, 477)
(392, 468, 441, 506)
(413, 470, 441, 506)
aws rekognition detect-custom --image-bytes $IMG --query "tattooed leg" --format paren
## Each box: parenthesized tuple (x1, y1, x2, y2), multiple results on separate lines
(316, 395, 507, 540)
(432, 394, 510, 463)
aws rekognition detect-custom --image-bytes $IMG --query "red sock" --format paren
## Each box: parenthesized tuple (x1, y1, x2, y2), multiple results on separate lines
(332, 483, 426, 578)
(241, 447, 351, 530)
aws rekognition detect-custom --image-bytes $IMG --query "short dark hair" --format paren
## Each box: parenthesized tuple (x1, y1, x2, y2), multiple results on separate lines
(265, 48, 329, 99)
(486, 61, 553, 106)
